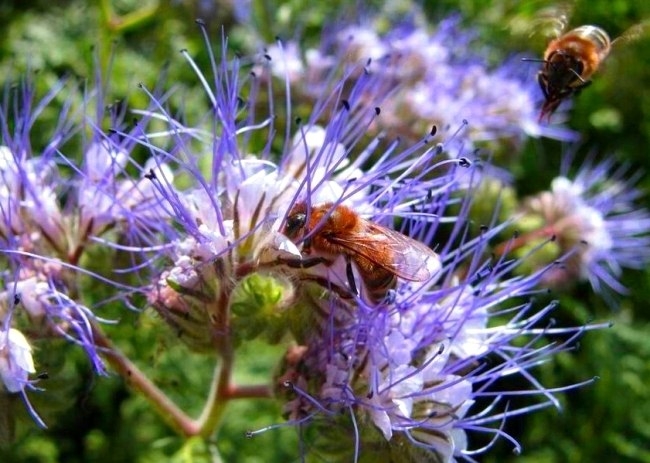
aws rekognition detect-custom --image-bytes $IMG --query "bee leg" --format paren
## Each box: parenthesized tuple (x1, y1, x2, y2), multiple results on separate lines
(345, 257, 359, 297)
(537, 73, 549, 99)
(568, 68, 589, 85)
(573, 80, 592, 96)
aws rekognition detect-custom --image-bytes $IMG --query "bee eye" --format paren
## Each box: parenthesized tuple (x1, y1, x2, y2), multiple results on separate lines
(284, 213, 307, 239)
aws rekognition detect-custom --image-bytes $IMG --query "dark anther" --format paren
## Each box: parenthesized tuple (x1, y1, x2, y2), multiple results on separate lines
(341, 99, 351, 111)
(374, 107, 381, 115)
(430, 125, 437, 136)
(458, 157, 471, 168)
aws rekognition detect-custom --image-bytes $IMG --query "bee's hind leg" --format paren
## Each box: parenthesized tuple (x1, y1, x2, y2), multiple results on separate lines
(345, 257, 360, 297)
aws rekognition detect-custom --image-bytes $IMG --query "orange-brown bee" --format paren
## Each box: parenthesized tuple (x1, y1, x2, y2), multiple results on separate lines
(281, 202, 441, 304)
(536, 25, 611, 120)
(530, 13, 646, 121)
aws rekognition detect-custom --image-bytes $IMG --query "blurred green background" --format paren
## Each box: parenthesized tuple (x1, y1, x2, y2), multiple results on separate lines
(1, 0, 649, 462)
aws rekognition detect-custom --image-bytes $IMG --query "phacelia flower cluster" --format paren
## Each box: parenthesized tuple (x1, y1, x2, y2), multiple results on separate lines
(124, 30, 599, 461)
(259, 14, 577, 163)
(0, 16, 624, 463)
(0, 77, 170, 424)
(514, 156, 650, 302)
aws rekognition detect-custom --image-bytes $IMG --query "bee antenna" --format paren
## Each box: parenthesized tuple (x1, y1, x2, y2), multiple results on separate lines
(521, 57, 548, 64)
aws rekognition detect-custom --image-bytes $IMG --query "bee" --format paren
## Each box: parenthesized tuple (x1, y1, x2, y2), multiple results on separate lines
(528, 12, 646, 121)
(534, 24, 611, 121)
(280, 202, 441, 304)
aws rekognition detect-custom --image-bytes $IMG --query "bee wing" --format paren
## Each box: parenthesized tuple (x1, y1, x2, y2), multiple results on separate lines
(529, 3, 573, 39)
(612, 21, 649, 47)
(329, 221, 441, 282)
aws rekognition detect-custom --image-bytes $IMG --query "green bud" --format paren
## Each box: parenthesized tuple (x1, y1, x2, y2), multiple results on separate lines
(230, 272, 295, 344)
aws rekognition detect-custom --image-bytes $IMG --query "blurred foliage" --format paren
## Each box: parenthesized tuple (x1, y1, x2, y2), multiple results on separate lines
(1, 0, 649, 462)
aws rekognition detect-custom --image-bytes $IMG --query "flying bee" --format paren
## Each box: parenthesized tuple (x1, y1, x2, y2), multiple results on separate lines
(537, 25, 611, 120)
(525, 7, 646, 121)
(280, 202, 441, 304)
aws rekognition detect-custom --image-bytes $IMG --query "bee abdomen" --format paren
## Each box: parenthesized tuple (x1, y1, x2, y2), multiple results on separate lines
(361, 269, 396, 303)
(572, 25, 611, 54)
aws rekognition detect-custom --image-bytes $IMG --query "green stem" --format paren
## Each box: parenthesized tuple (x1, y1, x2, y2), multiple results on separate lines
(92, 322, 201, 436)
(196, 346, 232, 437)
(196, 281, 236, 437)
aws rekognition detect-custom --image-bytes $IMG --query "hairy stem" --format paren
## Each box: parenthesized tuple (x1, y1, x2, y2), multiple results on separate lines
(92, 322, 201, 436)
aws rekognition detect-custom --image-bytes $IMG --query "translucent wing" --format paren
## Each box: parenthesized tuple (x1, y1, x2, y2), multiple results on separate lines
(612, 21, 649, 47)
(529, 3, 573, 39)
(328, 220, 441, 282)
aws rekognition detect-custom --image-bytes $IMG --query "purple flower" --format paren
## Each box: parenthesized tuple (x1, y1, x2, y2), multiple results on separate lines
(140, 39, 469, 350)
(0, 75, 172, 425)
(260, 14, 577, 161)
(0, 17, 608, 461)
(517, 155, 650, 302)
(0, 286, 46, 428)
(265, 209, 594, 461)
(127, 28, 599, 461)
(0, 327, 35, 394)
